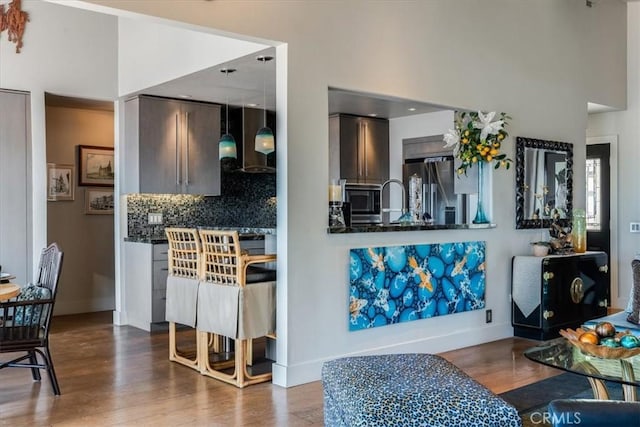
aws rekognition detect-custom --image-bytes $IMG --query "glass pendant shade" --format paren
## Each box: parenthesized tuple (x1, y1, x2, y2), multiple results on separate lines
(218, 133, 237, 159)
(255, 127, 275, 155)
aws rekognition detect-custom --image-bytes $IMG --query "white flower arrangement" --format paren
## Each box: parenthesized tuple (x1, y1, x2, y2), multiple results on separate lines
(443, 111, 512, 175)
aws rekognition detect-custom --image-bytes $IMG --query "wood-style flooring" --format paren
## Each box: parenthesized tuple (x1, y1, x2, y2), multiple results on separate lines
(1, 312, 559, 426)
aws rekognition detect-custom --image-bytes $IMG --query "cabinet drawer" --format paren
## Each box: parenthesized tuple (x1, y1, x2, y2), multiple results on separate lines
(153, 244, 169, 261)
(153, 260, 169, 290)
(152, 288, 167, 323)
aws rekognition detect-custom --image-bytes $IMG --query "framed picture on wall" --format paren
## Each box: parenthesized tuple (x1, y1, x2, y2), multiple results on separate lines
(78, 145, 114, 187)
(85, 187, 114, 215)
(47, 163, 75, 201)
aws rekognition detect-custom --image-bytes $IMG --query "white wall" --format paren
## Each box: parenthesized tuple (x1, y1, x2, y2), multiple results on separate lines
(587, 2, 640, 309)
(15, 0, 628, 387)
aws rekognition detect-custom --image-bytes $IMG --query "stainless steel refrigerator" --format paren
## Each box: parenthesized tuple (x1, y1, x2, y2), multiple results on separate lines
(403, 156, 457, 225)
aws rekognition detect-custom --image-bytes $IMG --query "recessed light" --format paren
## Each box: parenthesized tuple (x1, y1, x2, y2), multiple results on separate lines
(178, 95, 193, 99)
(247, 103, 258, 107)
(408, 107, 416, 112)
(368, 113, 378, 117)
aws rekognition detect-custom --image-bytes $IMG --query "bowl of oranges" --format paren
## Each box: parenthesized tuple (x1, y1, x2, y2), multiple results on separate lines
(559, 322, 640, 359)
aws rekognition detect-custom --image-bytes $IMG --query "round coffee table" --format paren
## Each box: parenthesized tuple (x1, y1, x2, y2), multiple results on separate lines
(525, 337, 640, 402)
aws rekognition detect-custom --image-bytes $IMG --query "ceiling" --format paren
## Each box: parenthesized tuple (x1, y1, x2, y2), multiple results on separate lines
(135, 47, 277, 110)
(328, 89, 451, 119)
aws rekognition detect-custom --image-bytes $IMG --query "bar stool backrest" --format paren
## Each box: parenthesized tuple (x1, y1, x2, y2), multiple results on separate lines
(165, 228, 201, 279)
(199, 229, 243, 286)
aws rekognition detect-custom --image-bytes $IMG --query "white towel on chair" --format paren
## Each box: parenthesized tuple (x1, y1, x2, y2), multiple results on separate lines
(197, 281, 276, 339)
(239, 281, 276, 339)
(512, 257, 542, 318)
(165, 276, 199, 327)
(198, 283, 239, 338)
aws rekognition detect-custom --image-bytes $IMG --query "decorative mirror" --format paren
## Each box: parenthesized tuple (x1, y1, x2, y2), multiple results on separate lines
(515, 137, 573, 229)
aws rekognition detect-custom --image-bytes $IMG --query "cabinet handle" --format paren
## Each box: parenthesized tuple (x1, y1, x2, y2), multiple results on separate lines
(160, 268, 169, 271)
(175, 113, 181, 186)
(363, 121, 368, 179)
(185, 111, 191, 187)
(599, 265, 608, 273)
(358, 121, 364, 178)
(570, 277, 584, 304)
(543, 271, 554, 281)
(543, 310, 554, 319)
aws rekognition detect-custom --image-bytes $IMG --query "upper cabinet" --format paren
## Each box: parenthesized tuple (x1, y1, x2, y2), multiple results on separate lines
(329, 114, 389, 184)
(125, 95, 221, 195)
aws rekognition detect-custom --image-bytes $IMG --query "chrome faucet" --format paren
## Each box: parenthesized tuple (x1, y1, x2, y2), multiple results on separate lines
(381, 178, 407, 220)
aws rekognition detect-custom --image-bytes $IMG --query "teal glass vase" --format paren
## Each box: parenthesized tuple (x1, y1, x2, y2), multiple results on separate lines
(473, 161, 489, 224)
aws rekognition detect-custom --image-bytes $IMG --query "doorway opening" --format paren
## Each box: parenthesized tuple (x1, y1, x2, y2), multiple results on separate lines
(45, 93, 115, 315)
(586, 135, 619, 307)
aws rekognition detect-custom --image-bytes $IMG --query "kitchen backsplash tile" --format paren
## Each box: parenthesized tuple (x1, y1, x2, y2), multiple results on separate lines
(126, 172, 276, 238)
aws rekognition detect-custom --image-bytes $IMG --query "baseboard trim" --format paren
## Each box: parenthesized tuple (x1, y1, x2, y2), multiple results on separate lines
(272, 323, 512, 387)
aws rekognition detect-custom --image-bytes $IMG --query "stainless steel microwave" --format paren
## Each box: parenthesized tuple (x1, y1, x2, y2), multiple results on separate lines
(344, 183, 382, 224)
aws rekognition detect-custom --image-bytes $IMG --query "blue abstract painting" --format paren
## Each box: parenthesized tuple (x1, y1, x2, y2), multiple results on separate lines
(349, 241, 486, 331)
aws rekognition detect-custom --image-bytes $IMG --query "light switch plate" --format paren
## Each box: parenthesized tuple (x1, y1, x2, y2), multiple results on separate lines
(631, 222, 640, 233)
(148, 212, 163, 225)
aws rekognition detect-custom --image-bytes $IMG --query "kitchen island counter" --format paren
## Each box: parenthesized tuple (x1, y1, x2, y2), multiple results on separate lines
(327, 223, 495, 234)
(125, 226, 276, 244)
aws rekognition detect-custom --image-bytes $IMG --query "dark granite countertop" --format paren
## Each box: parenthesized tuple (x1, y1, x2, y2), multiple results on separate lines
(124, 226, 276, 244)
(124, 235, 169, 244)
(327, 223, 496, 234)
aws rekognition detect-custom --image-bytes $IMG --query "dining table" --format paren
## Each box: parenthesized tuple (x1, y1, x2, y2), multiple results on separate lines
(0, 283, 20, 301)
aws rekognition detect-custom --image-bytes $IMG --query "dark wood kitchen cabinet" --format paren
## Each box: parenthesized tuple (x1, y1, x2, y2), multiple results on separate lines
(124, 95, 221, 195)
(329, 114, 389, 184)
(511, 251, 609, 340)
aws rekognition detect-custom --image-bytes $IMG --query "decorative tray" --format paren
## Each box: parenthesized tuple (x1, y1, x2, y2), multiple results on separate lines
(559, 328, 640, 359)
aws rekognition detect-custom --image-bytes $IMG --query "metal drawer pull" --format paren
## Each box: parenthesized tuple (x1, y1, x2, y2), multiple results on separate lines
(570, 277, 584, 304)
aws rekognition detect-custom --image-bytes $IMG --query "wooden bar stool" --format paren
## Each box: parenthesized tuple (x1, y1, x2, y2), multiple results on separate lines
(165, 228, 205, 371)
(197, 229, 276, 388)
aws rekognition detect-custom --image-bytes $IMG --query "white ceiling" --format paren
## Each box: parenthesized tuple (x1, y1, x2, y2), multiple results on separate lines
(328, 88, 451, 119)
(136, 47, 277, 110)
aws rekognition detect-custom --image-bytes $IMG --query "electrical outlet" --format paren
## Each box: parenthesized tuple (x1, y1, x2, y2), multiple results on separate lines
(486, 309, 492, 323)
(148, 212, 163, 225)
(631, 222, 640, 233)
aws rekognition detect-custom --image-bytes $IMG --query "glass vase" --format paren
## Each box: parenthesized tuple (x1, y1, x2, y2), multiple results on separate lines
(473, 161, 489, 224)
(572, 208, 587, 253)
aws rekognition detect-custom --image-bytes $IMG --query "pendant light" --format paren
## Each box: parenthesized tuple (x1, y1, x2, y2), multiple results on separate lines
(218, 68, 237, 160)
(255, 55, 275, 155)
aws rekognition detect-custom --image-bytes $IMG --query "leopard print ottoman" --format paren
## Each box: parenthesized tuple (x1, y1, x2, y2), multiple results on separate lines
(322, 353, 521, 426)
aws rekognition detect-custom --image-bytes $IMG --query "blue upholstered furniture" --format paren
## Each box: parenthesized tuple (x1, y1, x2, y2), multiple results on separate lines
(548, 399, 640, 427)
(322, 353, 522, 426)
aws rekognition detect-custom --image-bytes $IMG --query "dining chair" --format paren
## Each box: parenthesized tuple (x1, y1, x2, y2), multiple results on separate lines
(0, 243, 64, 395)
(165, 227, 204, 371)
(197, 229, 276, 388)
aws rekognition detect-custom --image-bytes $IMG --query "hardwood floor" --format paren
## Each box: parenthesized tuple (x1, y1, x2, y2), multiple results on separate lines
(1, 312, 559, 426)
